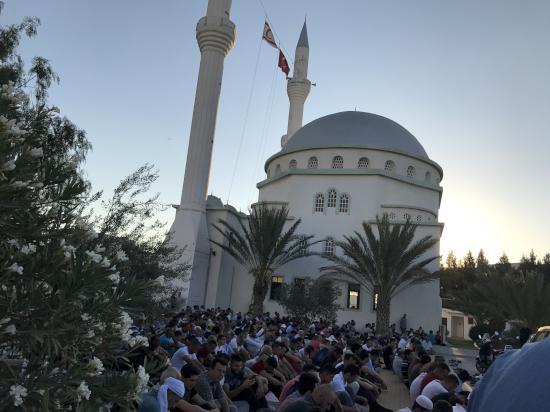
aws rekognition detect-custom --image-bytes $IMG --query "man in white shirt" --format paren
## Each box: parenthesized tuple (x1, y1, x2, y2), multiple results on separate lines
(398, 334, 408, 350)
(170, 338, 200, 371)
(410, 371, 428, 404)
(393, 351, 404, 376)
(421, 375, 459, 400)
(330, 364, 363, 412)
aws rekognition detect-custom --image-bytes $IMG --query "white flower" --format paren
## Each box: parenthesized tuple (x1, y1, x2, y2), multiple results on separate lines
(8, 263, 23, 275)
(88, 357, 104, 376)
(118, 312, 133, 339)
(5, 324, 16, 335)
(136, 365, 150, 394)
(1, 159, 16, 171)
(85, 250, 103, 264)
(7, 239, 18, 247)
(127, 335, 149, 347)
(29, 147, 43, 157)
(10, 384, 27, 407)
(100, 257, 111, 268)
(64, 244, 76, 253)
(85, 329, 95, 338)
(108, 272, 120, 284)
(95, 245, 106, 253)
(64, 251, 72, 260)
(77, 381, 91, 401)
(0, 317, 11, 325)
(11, 181, 29, 188)
(20, 244, 36, 255)
(116, 250, 129, 261)
(95, 321, 106, 331)
(81, 313, 91, 321)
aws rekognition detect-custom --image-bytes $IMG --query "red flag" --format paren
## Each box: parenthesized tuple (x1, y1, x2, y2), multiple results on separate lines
(262, 21, 277, 49)
(278, 50, 290, 76)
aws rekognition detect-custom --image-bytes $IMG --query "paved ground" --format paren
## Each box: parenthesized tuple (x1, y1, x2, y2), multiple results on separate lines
(376, 342, 479, 411)
(377, 369, 411, 411)
(434, 343, 478, 374)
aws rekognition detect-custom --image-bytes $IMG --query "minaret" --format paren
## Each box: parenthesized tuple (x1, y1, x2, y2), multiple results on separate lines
(170, 0, 235, 306)
(282, 21, 311, 146)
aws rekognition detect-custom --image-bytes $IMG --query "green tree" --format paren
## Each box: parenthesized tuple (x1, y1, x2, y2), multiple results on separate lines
(476, 249, 490, 272)
(445, 251, 458, 269)
(455, 271, 550, 330)
(462, 250, 476, 271)
(321, 214, 438, 336)
(541, 253, 550, 282)
(91, 164, 189, 315)
(279, 277, 340, 322)
(519, 250, 538, 275)
(0, 13, 161, 410)
(495, 252, 511, 274)
(211, 204, 313, 315)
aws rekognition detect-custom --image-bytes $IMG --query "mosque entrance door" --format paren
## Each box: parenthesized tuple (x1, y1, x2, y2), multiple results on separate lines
(451, 316, 464, 338)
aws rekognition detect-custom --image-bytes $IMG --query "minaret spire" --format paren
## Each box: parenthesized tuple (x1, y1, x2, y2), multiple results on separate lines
(170, 0, 236, 306)
(281, 19, 311, 146)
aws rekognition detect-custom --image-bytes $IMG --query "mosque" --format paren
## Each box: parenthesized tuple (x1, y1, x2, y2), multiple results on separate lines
(169, 0, 444, 331)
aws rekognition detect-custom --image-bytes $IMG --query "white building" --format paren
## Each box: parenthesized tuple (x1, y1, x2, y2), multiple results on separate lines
(170, 0, 445, 332)
(442, 308, 476, 340)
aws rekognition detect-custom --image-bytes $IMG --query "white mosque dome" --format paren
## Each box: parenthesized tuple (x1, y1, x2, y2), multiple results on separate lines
(281, 111, 429, 160)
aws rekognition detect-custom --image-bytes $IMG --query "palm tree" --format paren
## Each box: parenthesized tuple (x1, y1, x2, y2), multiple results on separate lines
(321, 214, 439, 336)
(211, 203, 313, 315)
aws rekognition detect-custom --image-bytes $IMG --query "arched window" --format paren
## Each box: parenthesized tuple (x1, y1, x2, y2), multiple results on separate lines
(407, 166, 416, 178)
(416, 215, 422, 222)
(289, 159, 297, 169)
(425, 171, 431, 182)
(308, 156, 318, 169)
(404, 213, 411, 221)
(314, 193, 324, 212)
(339, 193, 349, 213)
(275, 164, 281, 175)
(384, 160, 395, 171)
(332, 156, 343, 169)
(327, 189, 337, 208)
(358, 157, 369, 168)
(324, 238, 334, 256)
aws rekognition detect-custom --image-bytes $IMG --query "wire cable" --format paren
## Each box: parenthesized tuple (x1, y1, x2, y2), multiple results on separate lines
(225, 35, 264, 205)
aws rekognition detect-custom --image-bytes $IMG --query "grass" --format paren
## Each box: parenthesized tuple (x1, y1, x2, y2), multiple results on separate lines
(446, 337, 477, 349)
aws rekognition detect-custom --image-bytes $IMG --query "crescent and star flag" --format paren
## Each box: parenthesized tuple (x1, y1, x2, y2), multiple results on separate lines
(262, 21, 277, 48)
(278, 50, 290, 76)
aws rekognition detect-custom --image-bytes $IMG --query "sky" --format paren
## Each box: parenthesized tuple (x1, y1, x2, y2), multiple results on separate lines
(4, 0, 550, 263)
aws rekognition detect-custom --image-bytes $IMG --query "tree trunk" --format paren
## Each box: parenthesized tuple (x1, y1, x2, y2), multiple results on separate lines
(249, 272, 269, 315)
(376, 295, 391, 337)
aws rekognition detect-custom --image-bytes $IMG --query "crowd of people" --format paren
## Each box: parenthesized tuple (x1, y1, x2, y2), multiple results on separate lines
(129, 308, 468, 412)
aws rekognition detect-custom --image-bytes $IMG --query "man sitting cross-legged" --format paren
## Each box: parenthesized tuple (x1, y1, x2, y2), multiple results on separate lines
(223, 353, 269, 412)
(194, 357, 235, 412)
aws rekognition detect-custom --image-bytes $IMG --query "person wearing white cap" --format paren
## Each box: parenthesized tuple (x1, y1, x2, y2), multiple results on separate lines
(397, 394, 434, 412)
(139, 376, 186, 412)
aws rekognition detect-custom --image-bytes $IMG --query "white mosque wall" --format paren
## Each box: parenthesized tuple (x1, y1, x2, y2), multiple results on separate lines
(200, 147, 443, 331)
(255, 152, 443, 331)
